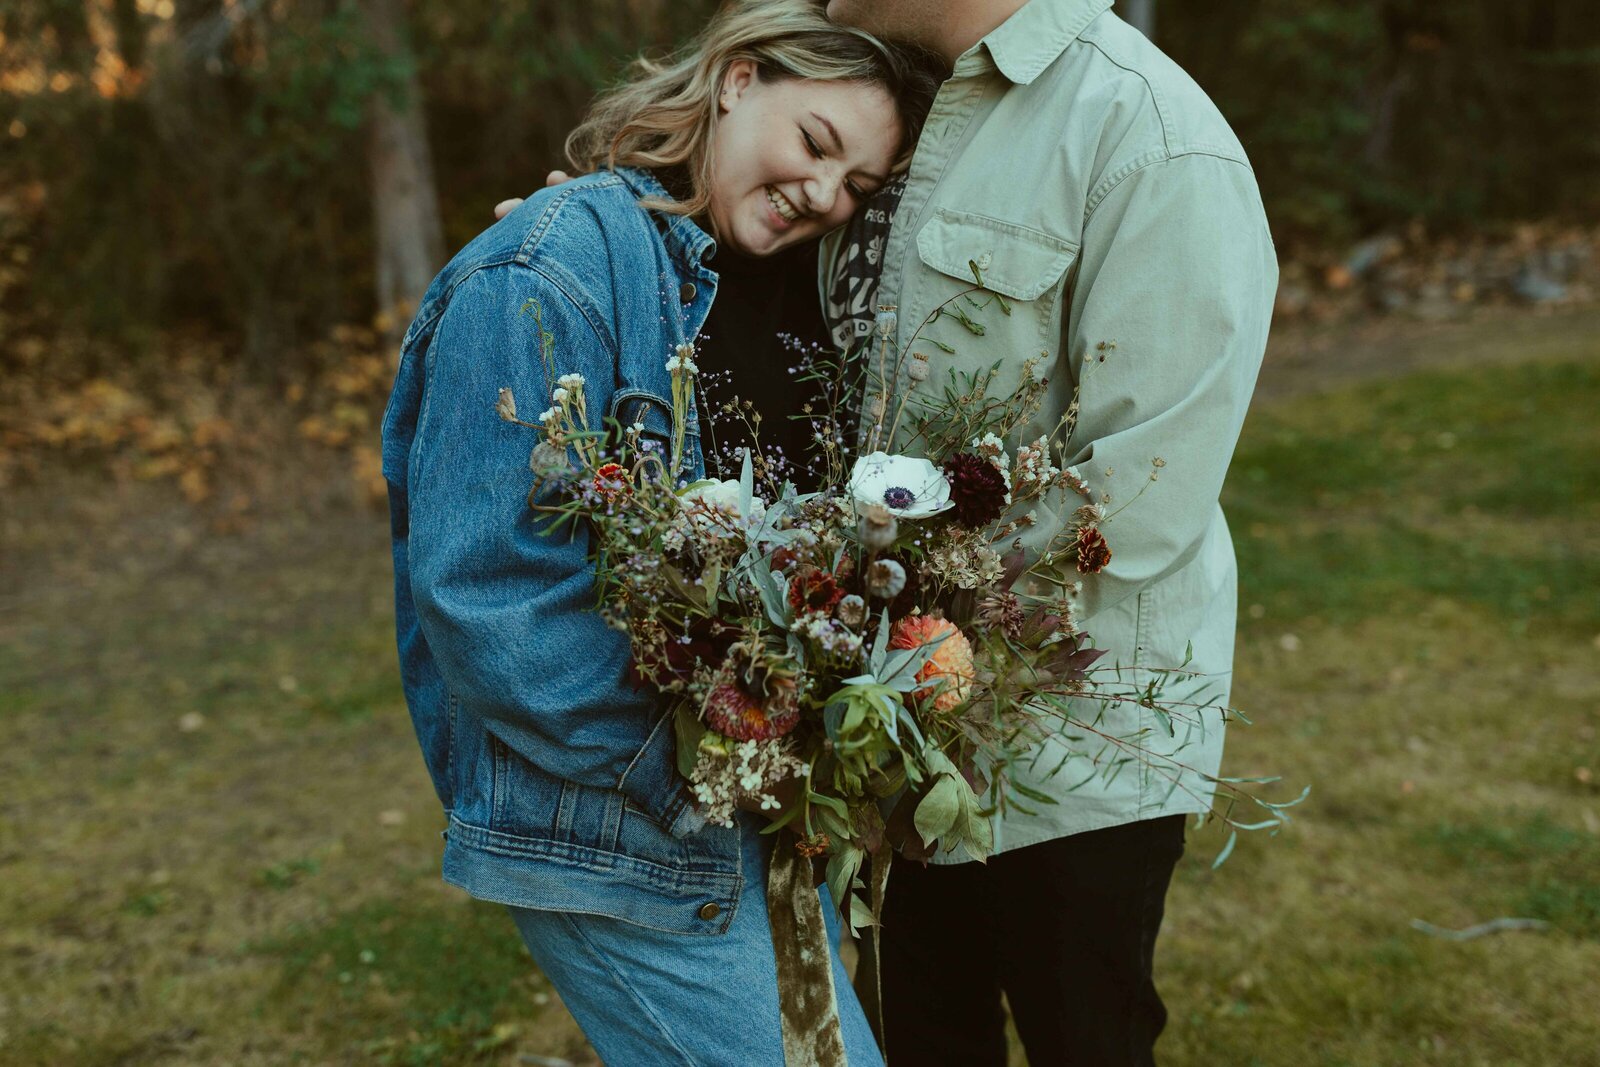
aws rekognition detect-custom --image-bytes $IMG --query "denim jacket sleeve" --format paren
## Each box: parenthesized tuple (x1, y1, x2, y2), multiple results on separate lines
(1062, 151, 1278, 621)
(405, 262, 702, 837)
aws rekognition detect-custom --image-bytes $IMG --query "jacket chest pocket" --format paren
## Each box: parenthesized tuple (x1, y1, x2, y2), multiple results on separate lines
(612, 391, 701, 482)
(912, 209, 1078, 353)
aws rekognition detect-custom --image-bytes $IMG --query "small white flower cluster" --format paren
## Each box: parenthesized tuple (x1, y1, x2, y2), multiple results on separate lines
(1013, 436, 1061, 497)
(1046, 582, 1084, 637)
(1062, 464, 1091, 497)
(926, 531, 1004, 590)
(665, 342, 699, 376)
(971, 433, 1014, 503)
(557, 373, 586, 389)
(791, 612, 865, 660)
(690, 739, 808, 827)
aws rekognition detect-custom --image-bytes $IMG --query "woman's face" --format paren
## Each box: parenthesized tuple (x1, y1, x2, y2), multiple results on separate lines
(707, 61, 901, 257)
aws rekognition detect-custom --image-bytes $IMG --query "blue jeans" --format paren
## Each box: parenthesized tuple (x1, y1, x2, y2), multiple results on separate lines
(507, 814, 884, 1066)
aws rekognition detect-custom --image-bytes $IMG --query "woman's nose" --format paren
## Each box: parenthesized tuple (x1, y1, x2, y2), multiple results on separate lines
(804, 173, 840, 217)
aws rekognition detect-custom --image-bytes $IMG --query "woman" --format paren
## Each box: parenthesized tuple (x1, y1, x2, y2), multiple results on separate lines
(380, 2, 938, 1061)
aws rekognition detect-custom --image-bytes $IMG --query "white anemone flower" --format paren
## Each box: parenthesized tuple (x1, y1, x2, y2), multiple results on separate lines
(677, 479, 767, 535)
(847, 451, 954, 520)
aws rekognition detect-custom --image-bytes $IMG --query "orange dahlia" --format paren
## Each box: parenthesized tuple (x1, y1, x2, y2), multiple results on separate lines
(888, 615, 975, 714)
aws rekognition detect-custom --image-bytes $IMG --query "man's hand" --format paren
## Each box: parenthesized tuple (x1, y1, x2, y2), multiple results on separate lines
(492, 170, 575, 220)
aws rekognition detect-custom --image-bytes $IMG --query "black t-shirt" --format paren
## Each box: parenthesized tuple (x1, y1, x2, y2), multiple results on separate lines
(658, 168, 905, 491)
(695, 242, 827, 489)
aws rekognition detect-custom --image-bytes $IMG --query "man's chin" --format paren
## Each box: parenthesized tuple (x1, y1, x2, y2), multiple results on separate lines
(824, 0, 860, 27)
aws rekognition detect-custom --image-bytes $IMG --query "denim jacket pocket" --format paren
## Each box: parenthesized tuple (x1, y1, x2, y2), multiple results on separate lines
(611, 391, 701, 481)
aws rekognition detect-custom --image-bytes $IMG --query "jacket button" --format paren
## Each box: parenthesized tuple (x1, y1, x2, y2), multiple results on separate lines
(680, 282, 697, 303)
(698, 902, 721, 921)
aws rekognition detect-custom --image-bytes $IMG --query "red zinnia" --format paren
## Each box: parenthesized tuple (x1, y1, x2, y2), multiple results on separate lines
(1075, 526, 1112, 574)
(593, 462, 630, 500)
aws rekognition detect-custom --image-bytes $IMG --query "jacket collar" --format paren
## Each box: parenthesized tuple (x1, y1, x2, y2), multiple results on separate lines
(963, 0, 1113, 85)
(612, 166, 719, 274)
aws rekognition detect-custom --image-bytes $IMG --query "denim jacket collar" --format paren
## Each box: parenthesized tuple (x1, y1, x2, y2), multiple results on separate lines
(612, 166, 719, 275)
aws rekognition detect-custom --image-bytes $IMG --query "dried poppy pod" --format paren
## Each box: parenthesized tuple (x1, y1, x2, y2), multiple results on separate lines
(866, 558, 907, 600)
(858, 503, 898, 550)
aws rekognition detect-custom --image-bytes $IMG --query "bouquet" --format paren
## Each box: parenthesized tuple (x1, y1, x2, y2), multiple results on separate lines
(498, 279, 1300, 927)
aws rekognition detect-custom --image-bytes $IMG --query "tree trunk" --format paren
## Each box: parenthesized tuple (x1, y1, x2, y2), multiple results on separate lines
(1121, 0, 1156, 41)
(367, 0, 444, 345)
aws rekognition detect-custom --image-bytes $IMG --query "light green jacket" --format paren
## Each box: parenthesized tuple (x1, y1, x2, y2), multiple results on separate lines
(826, 0, 1278, 854)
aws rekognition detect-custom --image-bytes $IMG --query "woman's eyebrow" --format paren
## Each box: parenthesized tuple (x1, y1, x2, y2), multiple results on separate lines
(810, 112, 844, 153)
(810, 110, 888, 186)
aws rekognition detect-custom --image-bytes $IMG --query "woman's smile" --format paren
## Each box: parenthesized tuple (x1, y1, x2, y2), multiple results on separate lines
(766, 185, 803, 224)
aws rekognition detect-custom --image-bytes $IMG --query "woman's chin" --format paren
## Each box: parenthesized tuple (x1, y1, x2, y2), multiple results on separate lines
(726, 228, 783, 258)
(729, 218, 811, 257)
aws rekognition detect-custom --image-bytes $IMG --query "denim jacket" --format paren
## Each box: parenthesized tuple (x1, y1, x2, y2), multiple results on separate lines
(381, 168, 746, 934)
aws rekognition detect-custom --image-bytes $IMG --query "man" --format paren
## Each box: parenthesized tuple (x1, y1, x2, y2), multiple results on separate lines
(816, 1, 1276, 1064)
(498, 1, 1275, 1060)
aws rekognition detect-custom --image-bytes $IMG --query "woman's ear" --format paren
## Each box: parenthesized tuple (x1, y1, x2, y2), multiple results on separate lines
(718, 59, 759, 114)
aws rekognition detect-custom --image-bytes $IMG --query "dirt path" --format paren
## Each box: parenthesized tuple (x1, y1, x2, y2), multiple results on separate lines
(1257, 304, 1600, 399)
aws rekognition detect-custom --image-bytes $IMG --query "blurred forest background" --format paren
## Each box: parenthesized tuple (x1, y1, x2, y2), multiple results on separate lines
(2, 1, 1597, 425)
(2, 2, 1598, 1065)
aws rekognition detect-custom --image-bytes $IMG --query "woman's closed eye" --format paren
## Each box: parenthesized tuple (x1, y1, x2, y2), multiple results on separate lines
(801, 127, 868, 202)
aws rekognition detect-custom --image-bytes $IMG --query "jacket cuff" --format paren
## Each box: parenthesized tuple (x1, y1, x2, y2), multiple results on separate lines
(619, 709, 704, 839)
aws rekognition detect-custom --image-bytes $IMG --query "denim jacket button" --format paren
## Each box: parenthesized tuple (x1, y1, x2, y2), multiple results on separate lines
(679, 282, 697, 303)
(698, 902, 721, 920)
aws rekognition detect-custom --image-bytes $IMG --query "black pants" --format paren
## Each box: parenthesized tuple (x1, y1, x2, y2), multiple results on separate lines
(879, 815, 1186, 1067)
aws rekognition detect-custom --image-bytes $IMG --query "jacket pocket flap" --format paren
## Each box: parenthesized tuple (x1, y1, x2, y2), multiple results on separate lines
(916, 209, 1078, 301)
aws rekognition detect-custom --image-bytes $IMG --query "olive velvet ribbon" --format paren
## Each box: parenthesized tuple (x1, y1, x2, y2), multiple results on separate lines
(768, 842, 893, 1064)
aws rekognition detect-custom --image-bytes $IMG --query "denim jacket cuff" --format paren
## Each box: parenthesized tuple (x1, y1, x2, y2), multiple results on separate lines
(619, 709, 703, 839)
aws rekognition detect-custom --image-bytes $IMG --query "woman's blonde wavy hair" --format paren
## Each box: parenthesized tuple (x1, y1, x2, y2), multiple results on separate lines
(566, 0, 942, 218)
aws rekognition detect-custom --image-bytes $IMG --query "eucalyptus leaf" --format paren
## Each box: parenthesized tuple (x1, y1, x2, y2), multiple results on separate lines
(877, 634, 946, 688)
(673, 704, 705, 779)
(922, 748, 960, 779)
(758, 803, 805, 834)
(749, 562, 790, 631)
(848, 893, 878, 935)
(816, 805, 852, 842)
(913, 775, 963, 843)
(964, 809, 994, 859)
(739, 448, 754, 517)
(870, 609, 891, 675)
(809, 791, 849, 818)
(823, 700, 847, 744)
(826, 846, 863, 916)
(896, 709, 927, 751)
(1211, 830, 1238, 870)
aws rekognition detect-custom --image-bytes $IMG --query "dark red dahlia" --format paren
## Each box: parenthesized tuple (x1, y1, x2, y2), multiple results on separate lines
(1075, 525, 1112, 574)
(941, 452, 1009, 527)
(632, 617, 738, 685)
(788, 565, 847, 615)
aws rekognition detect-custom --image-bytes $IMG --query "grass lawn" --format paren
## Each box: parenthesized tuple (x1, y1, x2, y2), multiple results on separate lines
(1, 326, 1596, 1065)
